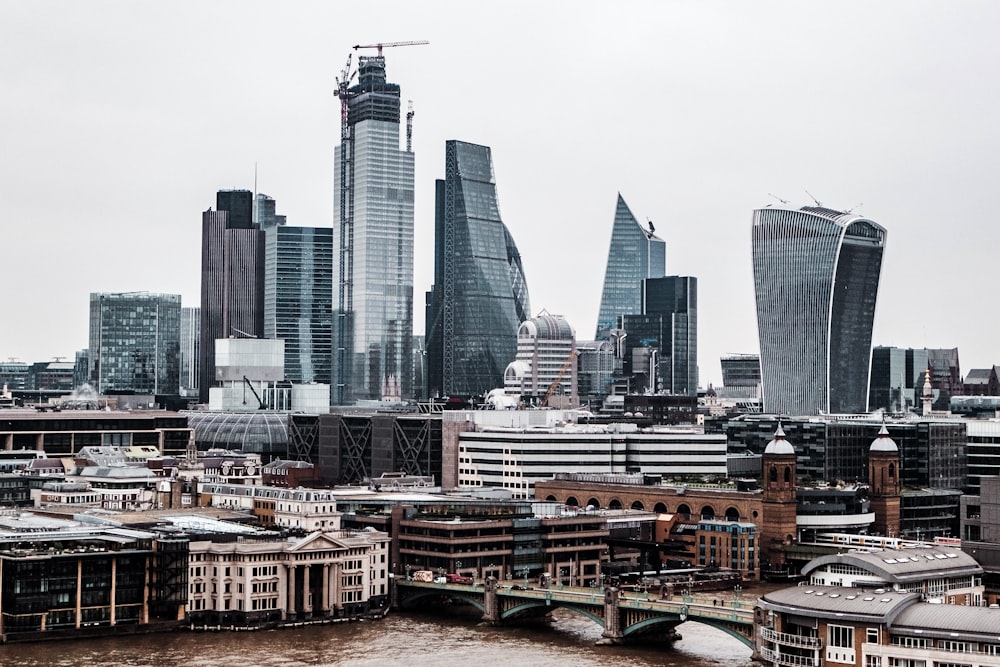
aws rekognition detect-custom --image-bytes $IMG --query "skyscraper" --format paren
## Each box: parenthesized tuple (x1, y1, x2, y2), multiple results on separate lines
(180, 306, 200, 397)
(333, 54, 414, 404)
(425, 140, 531, 398)
(88, 292, 181, 395)
(621, 276, 698, 395)
(261, 194, 333, 386)
(199, 189, 265, 403)
(595, 194, 666, 337)
(752, 206, 886, 415)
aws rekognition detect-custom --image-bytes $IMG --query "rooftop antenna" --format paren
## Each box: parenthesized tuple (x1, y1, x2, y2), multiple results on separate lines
(768, 193, 789, 205)
(805, 190, 823, 207)
(845, 202, 863, 214)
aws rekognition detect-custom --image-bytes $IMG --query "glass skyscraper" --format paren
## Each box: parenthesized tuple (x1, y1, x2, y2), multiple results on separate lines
(595, 194, 666, 337)
(88, 292, 181, 395)
(752, 206, 886, 415)
(425, 140, 530, 398)
(333, 55, 414, 404)
(262, 196, 333, 386)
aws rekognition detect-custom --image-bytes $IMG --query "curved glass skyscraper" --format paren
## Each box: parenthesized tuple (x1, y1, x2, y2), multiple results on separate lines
(595, 194, 665, 337)
(752, 206, 886, 415)
(425, 140, 530, 398)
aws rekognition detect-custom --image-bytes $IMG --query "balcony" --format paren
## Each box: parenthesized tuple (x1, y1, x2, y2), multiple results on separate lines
(759, 646, 820, 667)
(761, 627, 823, 649)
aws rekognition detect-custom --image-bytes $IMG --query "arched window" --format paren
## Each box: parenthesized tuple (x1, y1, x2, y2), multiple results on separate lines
(725, 507, 740, 522)
(654, 502, 668, 513)
(608, 498, 623, 510)
(769, 466, 778, 483)
(566, 496, 580, 507)
(888, 462, 896, 479)
(784, 466, 791, 484)
(677, 503, 691, 519)
(545, 495, 557, 502)
(700, 505, 715, 520)
(631, 500, 645, 511)
(587, 498, 601, 510)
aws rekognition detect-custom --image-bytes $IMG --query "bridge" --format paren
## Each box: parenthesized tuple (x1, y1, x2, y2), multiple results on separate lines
(393, 577, 756, 647)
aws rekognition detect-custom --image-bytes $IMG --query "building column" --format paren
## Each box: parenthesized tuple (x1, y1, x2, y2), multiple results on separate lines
(110, 557, 117, 626)
(482, 577, 499, 624)
(303, 565, 312, 614)
(321, 563, 330, 612)
(76, 559, 83, 629)
(287, 564, 297, 617)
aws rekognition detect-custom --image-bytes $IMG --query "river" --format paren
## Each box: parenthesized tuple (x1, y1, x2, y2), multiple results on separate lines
(0, 608, 754, 667)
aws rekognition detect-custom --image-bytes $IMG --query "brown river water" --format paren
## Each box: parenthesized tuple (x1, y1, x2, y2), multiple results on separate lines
(0, 607, 755, 667)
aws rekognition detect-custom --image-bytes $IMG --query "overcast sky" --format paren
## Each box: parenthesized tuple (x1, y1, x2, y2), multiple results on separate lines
(3, 1, 998, 387)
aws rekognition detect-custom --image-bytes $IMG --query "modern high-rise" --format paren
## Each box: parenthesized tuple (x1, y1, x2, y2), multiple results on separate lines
(180, 307, 200, 397)
(622, 276, 698, 395)
(262, 194, 333, 386)
(88, 292, 181, 395)
(752, 206, 886, 415)
(504, 312, 578, 407)
(333, 55, 414, 404)
(595, 194, 665, 337)
(425, 140, 531, 398)
(199, 189, 265, 403)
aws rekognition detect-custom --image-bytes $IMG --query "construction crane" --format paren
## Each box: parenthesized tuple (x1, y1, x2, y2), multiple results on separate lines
(540, 350, 578, 408)
(352, 40, 429, 56)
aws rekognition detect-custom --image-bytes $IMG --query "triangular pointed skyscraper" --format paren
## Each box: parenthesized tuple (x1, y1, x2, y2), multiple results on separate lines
(595, 194, 665, 337)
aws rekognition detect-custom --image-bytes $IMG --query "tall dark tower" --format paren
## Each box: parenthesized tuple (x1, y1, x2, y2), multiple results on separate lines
(198, 189, 264, 403)
(761, 424, 798, 576)
(868, 422, 901, 537)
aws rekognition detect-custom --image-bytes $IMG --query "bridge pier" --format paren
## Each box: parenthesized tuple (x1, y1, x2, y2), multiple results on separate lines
(597, 586, 623, 645)
(481, 577, 499, 625)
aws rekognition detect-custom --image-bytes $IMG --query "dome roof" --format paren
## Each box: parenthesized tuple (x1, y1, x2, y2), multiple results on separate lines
(764, 424, 795, 455)
(870, 423, 899, 453)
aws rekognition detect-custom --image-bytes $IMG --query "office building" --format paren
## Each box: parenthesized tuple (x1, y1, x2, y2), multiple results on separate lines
(180, 307, 200, 397)
(720, 353, 761, 388)
(503, 313, 577, 407)
(752, 206, 886, 415)
(621, 276, 697, 395)
(333, 54, 414, 404)
(199, 189, 265, 403)
(425, 140, 530, 399)
(595, 194, 665, 337)
(868, 346, 928, 413)
(88, 292, 181, 395)
(262, 197, 333, 386)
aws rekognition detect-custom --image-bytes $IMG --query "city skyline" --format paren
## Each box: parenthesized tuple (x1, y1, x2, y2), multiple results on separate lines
(4, 3, 1000, 387)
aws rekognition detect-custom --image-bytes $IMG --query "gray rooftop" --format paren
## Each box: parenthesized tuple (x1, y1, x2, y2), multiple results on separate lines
(803, 545, 982, 583)
(893, 603, 1000, 644)
(760, 585, 919, 624)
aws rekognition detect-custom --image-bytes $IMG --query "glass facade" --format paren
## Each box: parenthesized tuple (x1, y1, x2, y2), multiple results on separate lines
(752, 206, 886, 415)
(263, 211, 333, 385)
(180, 307, 200, 396)
(426, 140, 531, 398)
(88, 292, 181, 395)
(333, 56, 414, 404)
(595, 194, 666, 337)
(868, 346, 929, 413)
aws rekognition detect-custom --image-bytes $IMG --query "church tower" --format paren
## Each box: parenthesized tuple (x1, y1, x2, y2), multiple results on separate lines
(761, 424, 798, 577)
(868, 422, 901, 537)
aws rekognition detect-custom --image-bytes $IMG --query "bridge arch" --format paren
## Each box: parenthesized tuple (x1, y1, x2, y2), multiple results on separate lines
(398, 588, 486, 613)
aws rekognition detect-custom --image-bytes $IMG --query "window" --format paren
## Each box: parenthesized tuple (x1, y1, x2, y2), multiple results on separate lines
(829, 625, 854, 648)
(867, 628, 880, 644)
